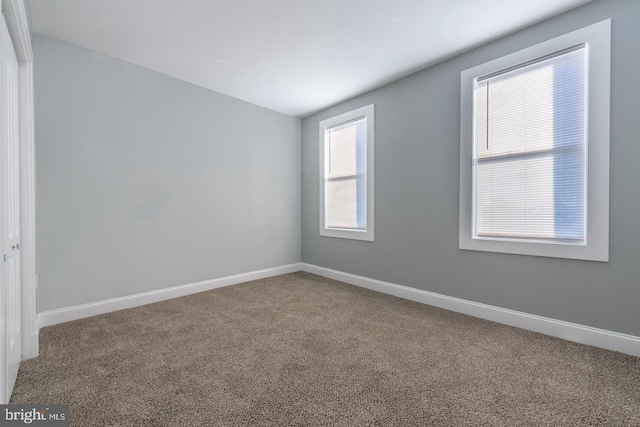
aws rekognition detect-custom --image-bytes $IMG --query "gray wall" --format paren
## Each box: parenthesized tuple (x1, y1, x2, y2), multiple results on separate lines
(35, 35, 301, 312)
(302, 0, 640, 336)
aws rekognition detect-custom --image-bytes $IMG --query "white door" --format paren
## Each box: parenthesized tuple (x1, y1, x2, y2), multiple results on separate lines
(0, 14, 21, 404)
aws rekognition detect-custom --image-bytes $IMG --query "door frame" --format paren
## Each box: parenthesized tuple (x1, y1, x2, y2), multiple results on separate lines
(2, 0, 37, 361)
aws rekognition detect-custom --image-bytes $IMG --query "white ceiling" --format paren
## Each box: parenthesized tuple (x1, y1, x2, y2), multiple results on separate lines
(27, 0, 592, 117)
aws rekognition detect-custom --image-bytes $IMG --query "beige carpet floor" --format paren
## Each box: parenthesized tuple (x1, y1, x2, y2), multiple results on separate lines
(11, 272, 640, 426)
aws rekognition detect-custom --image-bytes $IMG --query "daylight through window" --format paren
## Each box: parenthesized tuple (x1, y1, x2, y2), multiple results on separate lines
(473, 46, 587, 242)
(319, 104, 374, 241)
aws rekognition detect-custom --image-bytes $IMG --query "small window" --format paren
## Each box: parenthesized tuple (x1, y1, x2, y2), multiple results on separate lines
(460, 20, 610, 261)
(319, 104, 374, 241)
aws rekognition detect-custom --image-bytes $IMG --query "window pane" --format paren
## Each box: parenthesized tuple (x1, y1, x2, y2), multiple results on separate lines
(326, 178, 358, 229)
(328, 122, 358, 178)
(474, 47, 586, 241)
(325, 118, 367, 230)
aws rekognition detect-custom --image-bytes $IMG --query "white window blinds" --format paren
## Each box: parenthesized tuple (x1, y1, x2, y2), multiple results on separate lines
(473, 45, 587, 242)
(324, 118, 367, 230)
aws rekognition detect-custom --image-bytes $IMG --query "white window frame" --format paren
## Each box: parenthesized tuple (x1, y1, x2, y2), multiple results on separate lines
(459, 20, 610, 262)
(319, 104, 375, 241)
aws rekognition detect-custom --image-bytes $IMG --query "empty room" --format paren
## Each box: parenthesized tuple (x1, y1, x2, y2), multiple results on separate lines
(1, 0, 639, 425)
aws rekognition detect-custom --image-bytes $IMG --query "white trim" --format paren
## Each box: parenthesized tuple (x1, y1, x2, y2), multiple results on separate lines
(319, 104, 375, 242)
(2, 0, 32, 62)
(39, 263, 303, 327)
(18, 61, 36, 359)
(459, 19, 610, 262)
(301, 263, 640, 358)
(37, 261, 640, 357)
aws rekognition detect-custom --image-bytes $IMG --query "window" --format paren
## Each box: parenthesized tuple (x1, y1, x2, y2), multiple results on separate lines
(460, 20, 610, 261)
(319, 104, 374, 241)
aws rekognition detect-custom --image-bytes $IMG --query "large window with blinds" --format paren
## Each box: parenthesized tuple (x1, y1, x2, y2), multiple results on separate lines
(460, 20, 610, 261)
(319, 104, 374, 241)
(474, 46, 586, 242)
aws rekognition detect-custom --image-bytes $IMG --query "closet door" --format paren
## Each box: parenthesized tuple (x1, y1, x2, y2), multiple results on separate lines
(0, 13, 21, 404)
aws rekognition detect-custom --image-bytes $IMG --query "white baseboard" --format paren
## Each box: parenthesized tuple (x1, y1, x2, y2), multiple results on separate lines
(21, 332, 39, 361)
(301, 263, 640, 358)
(39, 263, 303, 327)
(38, 261, 640, 358)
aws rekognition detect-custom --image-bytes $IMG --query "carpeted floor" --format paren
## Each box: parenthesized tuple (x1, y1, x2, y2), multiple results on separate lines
(11, 272, 640, 426)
